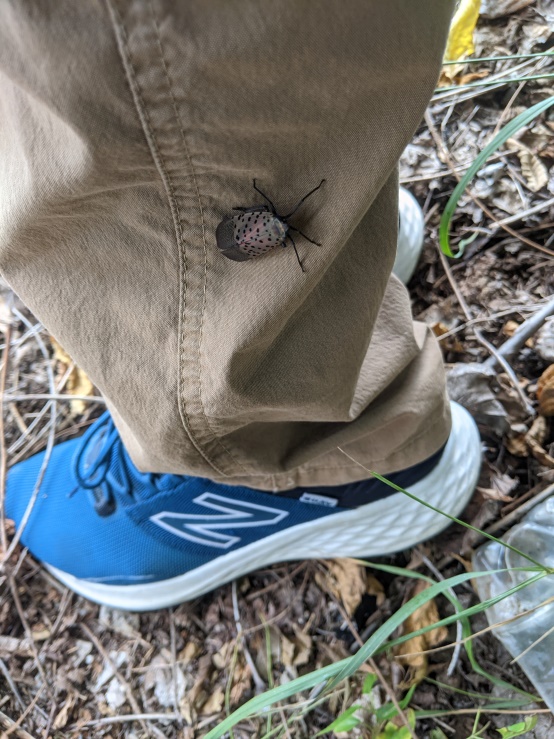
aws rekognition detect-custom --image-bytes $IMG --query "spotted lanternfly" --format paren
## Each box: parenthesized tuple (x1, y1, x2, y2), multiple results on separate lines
(216, 179, 325, 272)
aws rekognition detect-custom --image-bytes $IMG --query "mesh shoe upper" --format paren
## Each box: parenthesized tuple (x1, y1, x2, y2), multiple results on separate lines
(6, 411, 444, 586)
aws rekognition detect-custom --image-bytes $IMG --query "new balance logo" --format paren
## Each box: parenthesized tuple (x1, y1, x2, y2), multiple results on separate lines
(150, 493, 289, 549)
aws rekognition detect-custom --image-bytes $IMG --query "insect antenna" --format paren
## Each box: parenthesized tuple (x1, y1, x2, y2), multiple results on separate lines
(252, 179, 278, 213)
(282, 179, 325, 219)
(286, 233, 305, 272)
(288, 225, 321, 246)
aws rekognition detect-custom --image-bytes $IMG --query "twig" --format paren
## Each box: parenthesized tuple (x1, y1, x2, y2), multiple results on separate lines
(413, 707, 550, 716)
(2, 393, 105, 404)
(436, 245, 535, 416)
(492, 79, 527, 137)
(419, 554, 462, 678)
(74, 713, 181, 728)
(7, 574, 52, 701)
(436, 300, 551, 342)
(0, 699, 42, 739)
(492, 195, 554, 229)
(512, 622, 554, 665)
(7, 403, 28, 436)
(0, 657, 26, 713)
(333, 598, 417, 739)
(43, 702, 56, 739)
(231, 579, 266, 692)
(1, 309, 58, 568)
(483, 296, 554, 369)
(0, 320, 12, 553)
(80, 623, 158, 739)
(475, 481, 554, 544)
(168, 608, 183, 726)
(437, 481, 554, 569)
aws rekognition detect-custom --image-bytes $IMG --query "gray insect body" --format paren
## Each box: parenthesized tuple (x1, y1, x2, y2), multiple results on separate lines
(216, 179, 325, 272)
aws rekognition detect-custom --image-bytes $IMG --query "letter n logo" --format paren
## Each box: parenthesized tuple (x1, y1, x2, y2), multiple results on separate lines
(150, 493, 289, 549)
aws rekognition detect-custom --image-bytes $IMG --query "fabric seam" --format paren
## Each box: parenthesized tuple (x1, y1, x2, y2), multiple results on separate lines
(147, 2, 250, 476)
(105, 0, 226, 476)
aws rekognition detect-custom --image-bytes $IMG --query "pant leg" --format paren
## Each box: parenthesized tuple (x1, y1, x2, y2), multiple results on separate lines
(0, 0, 454, 491)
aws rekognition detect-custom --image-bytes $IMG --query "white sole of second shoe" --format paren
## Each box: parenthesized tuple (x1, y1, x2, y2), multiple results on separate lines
(46, 402, 481, 611)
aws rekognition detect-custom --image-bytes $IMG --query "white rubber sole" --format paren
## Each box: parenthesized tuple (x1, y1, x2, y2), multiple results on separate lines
(46, 402, 481, 611)
(393, 187, 425, 285)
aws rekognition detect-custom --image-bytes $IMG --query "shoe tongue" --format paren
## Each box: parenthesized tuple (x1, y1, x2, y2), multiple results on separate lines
(114, 445, 185, 502)
(155, 474, 187, 492)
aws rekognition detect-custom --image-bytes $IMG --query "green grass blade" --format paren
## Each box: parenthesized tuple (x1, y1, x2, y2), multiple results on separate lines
(442, 51, 554, 65)
(436, 72, 554, 93)
(205, 570, 508, 738)
(358, 560, 541, 701)
(377, 572, 545, 653)
(438, 95, 554, 258)
(365, 471, 548, 569)
(331, 570, 546, 690)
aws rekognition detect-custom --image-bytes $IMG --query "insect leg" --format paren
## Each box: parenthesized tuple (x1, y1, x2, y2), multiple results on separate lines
(232, 206, 250, 212)
(252, 179, 278, 213)
(282, 179, 326, 219)
(286, 233, 305, 273)
(288, 225, 321, 246)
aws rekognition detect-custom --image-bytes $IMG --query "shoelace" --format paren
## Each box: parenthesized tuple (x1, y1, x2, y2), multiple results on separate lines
(71, 412, 184, 516)
(72, 412, 142, 515)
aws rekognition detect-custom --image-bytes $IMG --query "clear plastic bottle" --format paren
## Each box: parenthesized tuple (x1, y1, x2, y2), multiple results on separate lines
(473, 496, 554, 711)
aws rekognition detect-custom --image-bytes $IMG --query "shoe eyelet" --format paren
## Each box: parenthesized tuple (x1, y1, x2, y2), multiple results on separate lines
(93, 489, 116, 517)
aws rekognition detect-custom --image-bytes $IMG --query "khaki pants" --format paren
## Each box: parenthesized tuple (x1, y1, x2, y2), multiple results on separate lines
(0, 0, 454, 491)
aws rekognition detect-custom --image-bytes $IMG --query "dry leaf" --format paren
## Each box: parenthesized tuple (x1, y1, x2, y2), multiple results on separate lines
(432, 322, 464, 353)
(537, 365, 554, 417)
(315, 559, 367, 616)
(212, 642, 233, 670)
(506, 138, 548, 193)
(53, 694, 76, 730)
(502, 320, 533, 348)
(457, 70, 489, 86)
(395, 581, 448, 686)
(143, 653, 187, 708)
(178, 641, 199, 665)
(0, 293, 11, 332)
(503, 320, 519, 338)
(516, 148, 548, 193)
(366, 574, 385, 607)
(480, 0, 535, 18)
(229, 660, 253, 705)
(199, 687, 225, 715)
(525, 416, 554, 468)
(477, 472, 518, 502)
(444, 0, 481, 63)
(291, 625, 313, 667)
(505, 432, 529, 457)
(535, 319, 554, 363)
(51, 336, 95, 414)
(446, 363, 510, 436)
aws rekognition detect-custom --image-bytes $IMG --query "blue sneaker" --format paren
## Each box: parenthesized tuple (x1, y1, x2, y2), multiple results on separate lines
(5, 402, 480, 611)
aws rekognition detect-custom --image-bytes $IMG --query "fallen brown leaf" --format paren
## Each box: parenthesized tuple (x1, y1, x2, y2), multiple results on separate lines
(199, 687, 225, 716)
(537, 365, 554, 417)
(53, 695, 76, 731)
(315, 559, 368, 616)
(526, 416, 554, 468)
(505, 431, 529, 457)
(395, 581, 448, 687)
(51, 336, 95, 414)
(506, 138, 549, 193)
(432, 322, 464, 353)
